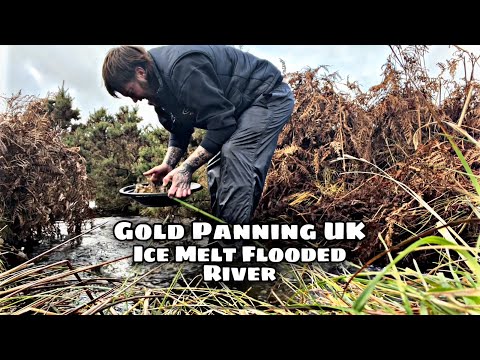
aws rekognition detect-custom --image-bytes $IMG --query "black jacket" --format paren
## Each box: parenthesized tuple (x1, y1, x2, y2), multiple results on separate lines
(148, 45, 283, 154)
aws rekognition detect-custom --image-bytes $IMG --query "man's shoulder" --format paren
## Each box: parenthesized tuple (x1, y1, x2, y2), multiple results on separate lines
(149, 45, 218, 74)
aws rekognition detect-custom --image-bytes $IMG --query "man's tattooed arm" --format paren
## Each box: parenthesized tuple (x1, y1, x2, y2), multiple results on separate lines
(180, 146, 214, 174)
(162, 146, 186, 169)
(166, 146, 214, 198)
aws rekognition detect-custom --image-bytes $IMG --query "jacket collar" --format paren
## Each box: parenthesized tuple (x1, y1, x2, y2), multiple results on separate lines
(147, 52, 164, 96)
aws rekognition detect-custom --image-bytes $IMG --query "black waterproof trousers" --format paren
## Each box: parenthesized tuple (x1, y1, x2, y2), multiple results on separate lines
(207, 82, 295, 224)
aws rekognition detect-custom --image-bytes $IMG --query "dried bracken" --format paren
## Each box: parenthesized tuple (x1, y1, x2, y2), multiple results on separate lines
(256, 46, 480, 265)
(0, 94, 91, 256)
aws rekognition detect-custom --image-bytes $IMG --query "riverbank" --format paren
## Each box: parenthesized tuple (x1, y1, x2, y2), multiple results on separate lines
(1, 216, 479, 314)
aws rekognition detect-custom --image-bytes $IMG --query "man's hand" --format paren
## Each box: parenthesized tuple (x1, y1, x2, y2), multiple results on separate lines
(159, 145, 213, 198)
(143, 163, 173, 184)
(162, 165, 193, 198)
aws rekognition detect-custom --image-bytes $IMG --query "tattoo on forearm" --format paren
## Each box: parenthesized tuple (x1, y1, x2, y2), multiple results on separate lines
(182, 163, 194, 173)
(164, 146, 185, 168)
(183, 146, 213, 172)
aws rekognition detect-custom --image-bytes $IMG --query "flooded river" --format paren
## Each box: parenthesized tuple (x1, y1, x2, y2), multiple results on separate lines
(31, 217, 210, 287)
(30, 216, 356, 301)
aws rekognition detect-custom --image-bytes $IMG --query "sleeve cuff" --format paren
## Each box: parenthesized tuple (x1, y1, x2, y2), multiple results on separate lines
(200, 124, 237, 154)
(169, 132, 192, 150)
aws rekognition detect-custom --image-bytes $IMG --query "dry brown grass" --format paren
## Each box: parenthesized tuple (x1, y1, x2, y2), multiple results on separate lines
(0, 94, 91, 262)
(256, 45, 480, 265)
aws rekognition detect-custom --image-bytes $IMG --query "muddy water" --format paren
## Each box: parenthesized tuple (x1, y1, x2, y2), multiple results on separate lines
(31, 217, 211, 288)
(31, 217, 355, 301)
(31, 217, 298, 299)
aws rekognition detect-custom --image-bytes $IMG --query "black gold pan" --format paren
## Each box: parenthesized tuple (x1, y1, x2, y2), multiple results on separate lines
(119, 182, 203, 207)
